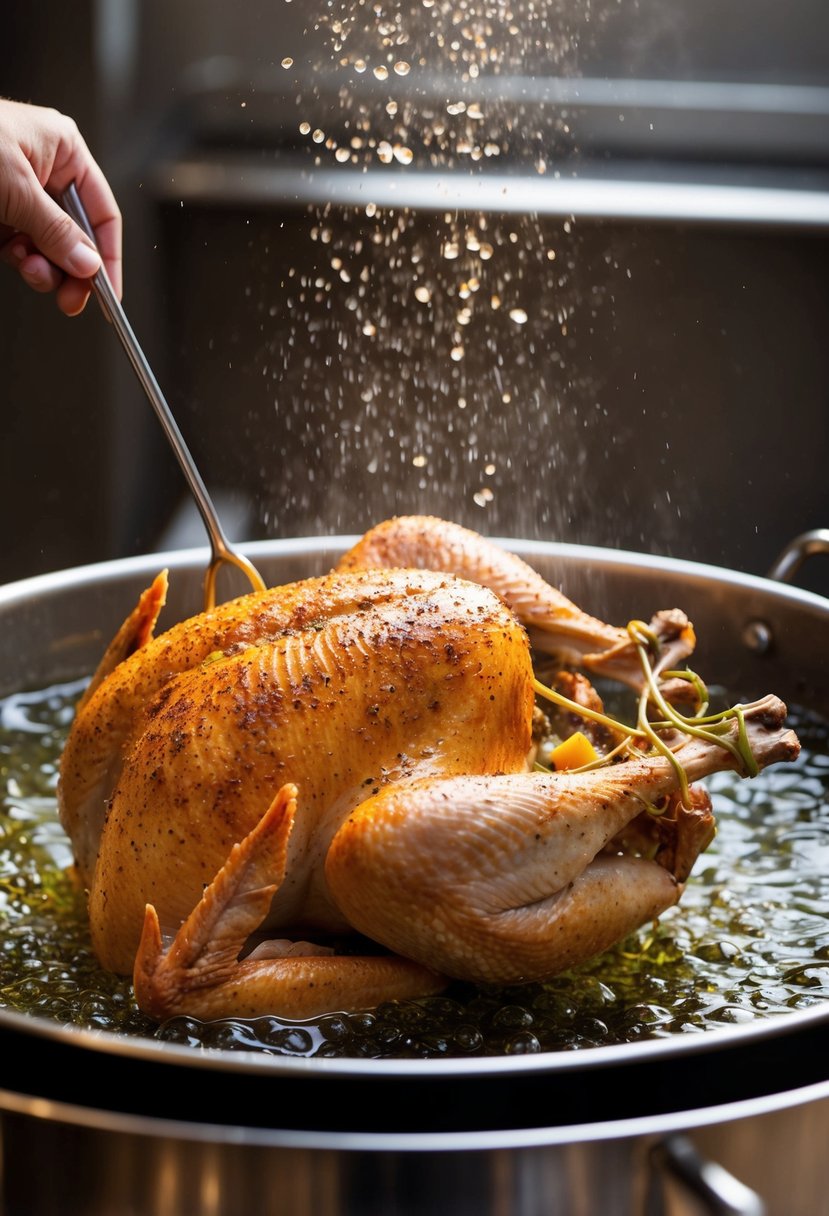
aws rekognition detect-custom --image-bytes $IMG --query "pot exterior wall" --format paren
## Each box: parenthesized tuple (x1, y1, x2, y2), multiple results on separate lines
(0, 1115, 643, 1216)
(2, 1093, 829, 1216)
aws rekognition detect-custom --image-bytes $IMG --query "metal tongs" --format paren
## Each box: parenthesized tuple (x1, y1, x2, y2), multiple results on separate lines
(61, 182, 266, 611)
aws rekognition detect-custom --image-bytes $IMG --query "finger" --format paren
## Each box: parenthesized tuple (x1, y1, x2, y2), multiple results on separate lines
(5, 137, 102, 286)
(5, 234, 93, 315)
(47, 127, 122, 297)
(0, 232, 29, 269)
(55, 275, 93, 317)
(2, 104, 122, 300)
(1, 235, 74, 305)
(11, 172, 101, 283)
(17, 249, 64, 294)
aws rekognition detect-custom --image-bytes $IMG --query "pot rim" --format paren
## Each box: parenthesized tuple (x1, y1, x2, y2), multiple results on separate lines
(1, 534, 827, 1084)
(0, 989, 828, 1082)
(1, 1072, 828, 1151)
(3, 533, 828, 614)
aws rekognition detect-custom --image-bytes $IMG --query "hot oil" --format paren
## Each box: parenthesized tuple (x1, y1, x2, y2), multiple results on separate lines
(1, 679, 828, 1059)
(0, 680, 151, 1036)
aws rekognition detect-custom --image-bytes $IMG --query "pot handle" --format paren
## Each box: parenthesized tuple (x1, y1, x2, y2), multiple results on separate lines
(767, 529, 829, 584)
(647, 1135, 766, 1216)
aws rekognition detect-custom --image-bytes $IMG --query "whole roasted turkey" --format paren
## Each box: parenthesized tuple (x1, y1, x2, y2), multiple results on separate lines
(57, 517, 800, 1021)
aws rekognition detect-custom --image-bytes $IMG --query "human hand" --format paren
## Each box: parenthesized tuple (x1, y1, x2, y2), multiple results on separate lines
(0, 98, 122, 315)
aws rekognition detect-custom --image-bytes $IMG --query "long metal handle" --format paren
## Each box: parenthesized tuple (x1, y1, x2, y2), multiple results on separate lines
(61, 185, 223, 548)
(61, 182, 265, 608)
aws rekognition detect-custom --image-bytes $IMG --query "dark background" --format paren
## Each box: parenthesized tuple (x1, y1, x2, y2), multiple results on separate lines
(2, 0, 828, 590)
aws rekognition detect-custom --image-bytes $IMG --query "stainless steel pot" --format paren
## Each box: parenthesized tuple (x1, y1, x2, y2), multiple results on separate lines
(0, 533, 827, 1216)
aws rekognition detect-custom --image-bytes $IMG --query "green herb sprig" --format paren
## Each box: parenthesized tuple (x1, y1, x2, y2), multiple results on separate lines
(533, 620, 760, 806)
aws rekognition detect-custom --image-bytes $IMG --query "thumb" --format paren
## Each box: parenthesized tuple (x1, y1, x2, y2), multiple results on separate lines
(19, 183, 101, 280)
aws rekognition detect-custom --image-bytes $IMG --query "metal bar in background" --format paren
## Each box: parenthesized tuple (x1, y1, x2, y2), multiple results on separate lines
(177, 72, 829, 163)
(153, 154, 829, 230)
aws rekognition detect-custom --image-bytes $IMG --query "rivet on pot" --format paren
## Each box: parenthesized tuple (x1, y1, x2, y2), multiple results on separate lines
(742, 620, 773, 654)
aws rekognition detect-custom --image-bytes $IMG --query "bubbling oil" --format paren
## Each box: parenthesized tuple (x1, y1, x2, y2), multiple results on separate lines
(1, 679, 828, 1058)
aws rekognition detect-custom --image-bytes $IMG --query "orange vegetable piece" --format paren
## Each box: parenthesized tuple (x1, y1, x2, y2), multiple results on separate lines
(550, 731, 599, 771)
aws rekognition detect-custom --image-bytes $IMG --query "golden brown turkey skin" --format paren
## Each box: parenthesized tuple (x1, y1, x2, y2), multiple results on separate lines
(131, 692, 797, 1020)
(337, 513, 628, 662)
(133, 783, 448, 1020)
(78, 570, 534, 974)
(59, 566, 524, 888)
(337, 514, 697, 686)
(325, 698, 797, 985)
